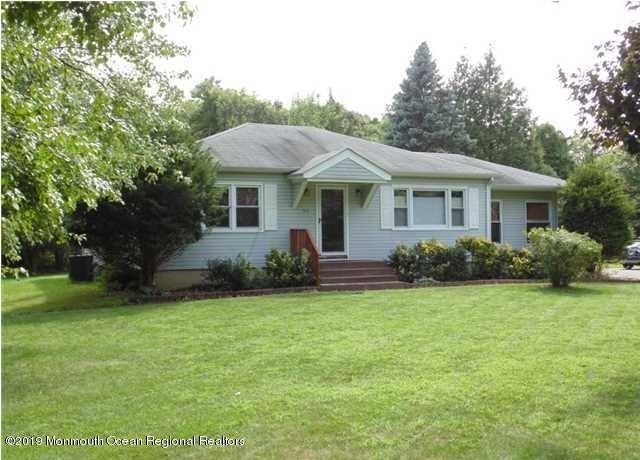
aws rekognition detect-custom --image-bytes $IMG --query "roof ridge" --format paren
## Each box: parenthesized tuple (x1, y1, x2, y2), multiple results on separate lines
(443, 153, 563, 180)
(198, 122, 254, 142)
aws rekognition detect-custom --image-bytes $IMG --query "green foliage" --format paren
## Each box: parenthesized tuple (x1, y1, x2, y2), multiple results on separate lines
(99, 264, 142, 292)
(1, 266, 29, 280)
(288, 94, 386, 142)
(73, 147, 219, 287)
(455, 236, 507, 279)
(596, 148, 640, 236)
(414, 240, 469, 281)
(560, 160, 635, 257)
(187, 79, 385, 142)
(387, 42, 472, 153)
(528, 228, 602, 288)
(189, 77, 288, 138)
(1, 2, 194, 261)
(390, 237, 547, 282)
(506, 248, 544, 279)
(532, 123, 575, 178)
(264, 249, 314, 288)
(203, 255, 256, 291)
(560, 2, 640, 158)
(387, 244, 423, 282)
(449, 52, 547, 172)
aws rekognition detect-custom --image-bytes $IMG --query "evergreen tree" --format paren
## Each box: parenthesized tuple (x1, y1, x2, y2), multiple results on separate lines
(560, 159, 635, 257)
(450, 51, 545, 172)
(387, 42, 472, 152)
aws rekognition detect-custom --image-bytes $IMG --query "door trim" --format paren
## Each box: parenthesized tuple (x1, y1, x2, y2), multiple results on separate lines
(315, 184, 349, 256)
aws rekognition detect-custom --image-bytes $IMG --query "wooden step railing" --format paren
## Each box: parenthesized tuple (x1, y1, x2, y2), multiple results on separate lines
(290, 229, 320, 285)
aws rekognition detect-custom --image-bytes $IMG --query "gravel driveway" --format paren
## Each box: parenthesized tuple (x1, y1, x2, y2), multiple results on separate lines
(602, 267, 640, 281)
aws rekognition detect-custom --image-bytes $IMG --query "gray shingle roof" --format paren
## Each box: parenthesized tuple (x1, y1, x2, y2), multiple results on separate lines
(201, 123, 565, 189)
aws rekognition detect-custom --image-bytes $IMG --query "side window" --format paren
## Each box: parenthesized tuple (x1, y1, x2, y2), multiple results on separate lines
(526, 202, 550, 233)
(212, 186, 230, 228)
(236, 187, 260, 227)
(491, 201, 501, 243)
(451, 190, 465, 227)
(394, 189, 408, 227)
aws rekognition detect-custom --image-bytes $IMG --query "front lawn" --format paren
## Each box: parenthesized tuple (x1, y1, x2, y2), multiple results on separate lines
(2, 275, 639, 459)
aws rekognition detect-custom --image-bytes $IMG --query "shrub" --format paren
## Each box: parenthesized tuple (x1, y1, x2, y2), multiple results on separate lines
(99, 263, 142, 291)
(416, 240, 470, 281)
(265, 249, 314, 287)
(1, 266, 29, 280)
(203, 254, 255, 291)
(560, 160, 635, 257)
(528, 228, 602, 287)
(432, 246, 470, 281)
(456, 236, 503, 279)
(388, 244, 422, 282)
(389, 241, 470, 282)
(504, 248, 542, 279)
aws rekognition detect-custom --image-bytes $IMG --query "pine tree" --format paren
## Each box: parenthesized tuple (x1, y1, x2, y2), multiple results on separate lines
(387, 42, 472, 153)
(450, 51, 544, 171)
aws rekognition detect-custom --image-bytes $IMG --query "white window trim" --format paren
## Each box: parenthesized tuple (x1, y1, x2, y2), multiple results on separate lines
(491, 200, 503, 244)
(525, 200, 552, 229)
(208, 182, 264, 233)
(391, 185, 469, 231)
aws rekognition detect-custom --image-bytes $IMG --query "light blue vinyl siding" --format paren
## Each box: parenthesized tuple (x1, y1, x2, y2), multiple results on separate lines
(348, 178, 489, 260)
(492, 190, 558, 249)
(314, 158, 382, 182)
(161, 173, 315, 269)
(160, 173, 558, 270)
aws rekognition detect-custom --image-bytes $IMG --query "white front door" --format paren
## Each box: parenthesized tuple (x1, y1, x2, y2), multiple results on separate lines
(317, 185, 348, 255)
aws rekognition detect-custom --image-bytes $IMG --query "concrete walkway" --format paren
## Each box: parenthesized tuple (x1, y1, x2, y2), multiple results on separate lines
(602, 267, 640, 281)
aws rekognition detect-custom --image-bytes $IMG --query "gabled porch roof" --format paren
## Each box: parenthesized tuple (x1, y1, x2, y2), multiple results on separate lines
(289, 148, 390, 208)
(289, 147, 391, 183)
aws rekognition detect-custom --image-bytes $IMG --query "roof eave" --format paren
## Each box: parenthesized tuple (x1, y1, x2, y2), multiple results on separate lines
(219, 166, 296, 174)
(390, 171, 494, 179)
(492, 184, 565, 191)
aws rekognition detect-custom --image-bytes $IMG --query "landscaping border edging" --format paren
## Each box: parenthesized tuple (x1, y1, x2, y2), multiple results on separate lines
(132, 285, 318, 304)
(131, 277, 638, 304)
(413, 279, 544, 288)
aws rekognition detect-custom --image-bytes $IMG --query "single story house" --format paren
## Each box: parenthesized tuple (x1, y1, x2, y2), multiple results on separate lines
(156, 123, 564, 289)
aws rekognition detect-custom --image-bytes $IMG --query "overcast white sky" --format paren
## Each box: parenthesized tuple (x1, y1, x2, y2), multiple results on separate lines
(166, 0, 635, 135)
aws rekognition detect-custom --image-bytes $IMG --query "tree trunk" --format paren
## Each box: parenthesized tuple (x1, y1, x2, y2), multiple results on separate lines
(140, 253, 157, 288)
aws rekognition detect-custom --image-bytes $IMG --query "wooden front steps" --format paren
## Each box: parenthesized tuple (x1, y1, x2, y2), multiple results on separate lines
(318, 259, 409, 291)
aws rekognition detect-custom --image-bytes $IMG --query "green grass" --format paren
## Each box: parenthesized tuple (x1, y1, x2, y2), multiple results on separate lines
(2, 274, 123, 315)
(2, 275, 640, 459)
